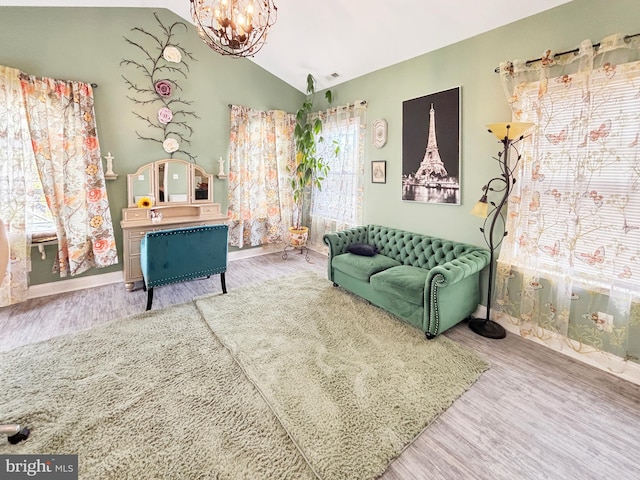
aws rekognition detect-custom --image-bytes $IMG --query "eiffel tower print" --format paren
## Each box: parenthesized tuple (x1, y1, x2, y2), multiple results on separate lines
(401, 86, 460, 204)
(414, 104, 448, 181)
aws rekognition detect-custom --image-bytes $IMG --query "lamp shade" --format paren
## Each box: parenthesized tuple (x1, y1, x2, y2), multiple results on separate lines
(470, 197, 489, 218)
(486, 122, 534, 141)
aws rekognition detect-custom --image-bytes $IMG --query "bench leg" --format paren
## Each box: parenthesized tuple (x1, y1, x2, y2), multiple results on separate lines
(146, 287, 154, 311)
(220, 272, 227, 294)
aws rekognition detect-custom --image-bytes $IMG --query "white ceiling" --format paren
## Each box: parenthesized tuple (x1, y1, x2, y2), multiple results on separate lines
(2, 0, 573, 92)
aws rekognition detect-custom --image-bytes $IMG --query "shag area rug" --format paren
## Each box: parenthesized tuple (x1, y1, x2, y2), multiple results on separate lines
(1, 272, 489, 479)
(0, 301, 316, 479)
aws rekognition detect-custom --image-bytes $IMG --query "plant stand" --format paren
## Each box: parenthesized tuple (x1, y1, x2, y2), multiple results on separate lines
(282, 243, 311, 262)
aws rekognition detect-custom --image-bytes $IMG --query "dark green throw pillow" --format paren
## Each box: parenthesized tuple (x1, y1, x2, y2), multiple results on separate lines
(346, 243, 377, 256)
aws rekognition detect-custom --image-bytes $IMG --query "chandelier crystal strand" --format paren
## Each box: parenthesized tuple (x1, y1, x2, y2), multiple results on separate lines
(190, 0, 277, 58)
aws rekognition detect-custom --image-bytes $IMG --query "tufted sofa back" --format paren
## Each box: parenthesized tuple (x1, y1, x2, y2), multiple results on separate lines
(368, 225, 482, 269)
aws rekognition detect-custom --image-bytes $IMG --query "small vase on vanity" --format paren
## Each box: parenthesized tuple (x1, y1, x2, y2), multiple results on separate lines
(150, 209, 163, 224)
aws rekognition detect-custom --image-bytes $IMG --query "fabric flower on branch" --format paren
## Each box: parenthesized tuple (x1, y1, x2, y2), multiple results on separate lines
(158, 107, 173, 125)
(154, 80, 173, 98)
(163, 137, 179, 153)
(162, 46, 182, 63)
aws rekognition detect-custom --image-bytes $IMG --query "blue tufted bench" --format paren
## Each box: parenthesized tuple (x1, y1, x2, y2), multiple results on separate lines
(140, 225, 228, 310)
(323, 225, 490, 337)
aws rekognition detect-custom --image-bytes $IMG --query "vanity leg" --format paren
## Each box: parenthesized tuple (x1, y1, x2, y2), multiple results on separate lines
(125, 282, 135, 292)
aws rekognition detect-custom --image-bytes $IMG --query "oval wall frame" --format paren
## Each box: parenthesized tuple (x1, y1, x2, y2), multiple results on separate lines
(373, 118, 388, 148)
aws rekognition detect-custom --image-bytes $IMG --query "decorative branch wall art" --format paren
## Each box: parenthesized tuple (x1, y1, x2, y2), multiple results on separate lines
(121, 12, 199, 162)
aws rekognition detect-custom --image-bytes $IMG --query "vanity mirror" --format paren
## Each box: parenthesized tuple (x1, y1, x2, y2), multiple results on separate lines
(129, 164, 154, 206)
(193, 165, 212, 202)
(157, 160, 189, 203)
(127, 159, 214, 206)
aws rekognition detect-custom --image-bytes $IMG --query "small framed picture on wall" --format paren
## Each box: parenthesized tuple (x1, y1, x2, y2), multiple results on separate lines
(372, 160, 386, 184)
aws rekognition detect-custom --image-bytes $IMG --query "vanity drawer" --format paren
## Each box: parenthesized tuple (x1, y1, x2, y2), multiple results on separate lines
(129, 238, 141, 255)
(201, 205, 222, 215)
(128, 229, 150, 239)
(123, 209, 149, 221)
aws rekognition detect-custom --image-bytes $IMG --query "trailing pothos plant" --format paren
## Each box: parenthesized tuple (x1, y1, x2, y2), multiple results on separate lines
(290, 74, 339, 230)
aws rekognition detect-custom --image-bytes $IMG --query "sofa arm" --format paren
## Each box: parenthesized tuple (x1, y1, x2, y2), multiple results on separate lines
(426, 250, 490, 287)
(424, 249, 490, 336)
(323, 226, 369, 281)
(323, 226, 369, 256)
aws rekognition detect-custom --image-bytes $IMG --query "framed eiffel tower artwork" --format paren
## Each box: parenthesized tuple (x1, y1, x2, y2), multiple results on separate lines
(401, 86, 461, 205)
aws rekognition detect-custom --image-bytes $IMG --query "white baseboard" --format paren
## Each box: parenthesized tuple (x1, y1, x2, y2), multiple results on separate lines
(228, 243, 287, 261)
(27, 243, 297, 299)
(28, 271, 124, 299)
(473, 305, 640, 386)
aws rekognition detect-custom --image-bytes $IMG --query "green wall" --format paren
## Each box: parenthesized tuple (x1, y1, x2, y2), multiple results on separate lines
(0, 7, 303, 285)
(1, 0, 639, 291)
(328, 0, 640, 246)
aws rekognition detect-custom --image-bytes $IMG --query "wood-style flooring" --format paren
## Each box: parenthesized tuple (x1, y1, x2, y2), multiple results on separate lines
(1, 250, 639, 480)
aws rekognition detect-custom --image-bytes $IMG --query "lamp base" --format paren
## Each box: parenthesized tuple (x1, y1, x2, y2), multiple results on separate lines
(468, 317, 506, 339)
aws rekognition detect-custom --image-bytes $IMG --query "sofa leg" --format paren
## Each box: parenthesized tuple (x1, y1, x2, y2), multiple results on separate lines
(220, 272, 227, 294)
(425, 332, 435, 340)
(146, 287, 154, 311)
(333, 282, 338, 287)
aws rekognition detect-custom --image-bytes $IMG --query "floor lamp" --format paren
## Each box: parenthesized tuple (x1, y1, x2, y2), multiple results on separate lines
(469, 122, 534, 339)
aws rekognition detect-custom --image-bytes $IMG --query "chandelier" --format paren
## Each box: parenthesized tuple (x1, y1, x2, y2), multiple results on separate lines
(190, 0, 278, 58)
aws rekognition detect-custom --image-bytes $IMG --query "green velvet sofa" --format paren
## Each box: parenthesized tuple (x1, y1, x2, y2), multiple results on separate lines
(323, 225, 490, 338)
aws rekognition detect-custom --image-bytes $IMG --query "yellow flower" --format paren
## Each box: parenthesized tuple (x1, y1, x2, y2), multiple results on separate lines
(137, 196, 153, 208)
(89, 215, 103, 228)
(296, 152, 304, 165)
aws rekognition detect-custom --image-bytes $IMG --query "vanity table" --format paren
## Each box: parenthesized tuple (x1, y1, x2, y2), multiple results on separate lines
(120, 159, 227, 291)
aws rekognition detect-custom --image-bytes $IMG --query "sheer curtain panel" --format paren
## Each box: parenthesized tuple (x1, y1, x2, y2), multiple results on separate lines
(308, 102, 366, 250)
(494, 34, 640, 373)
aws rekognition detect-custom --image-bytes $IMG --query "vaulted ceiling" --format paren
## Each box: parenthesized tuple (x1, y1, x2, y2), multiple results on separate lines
(4, 0, 573, 91)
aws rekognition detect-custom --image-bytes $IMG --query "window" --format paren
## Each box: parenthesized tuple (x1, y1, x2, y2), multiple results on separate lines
(499, 61, 640, 294)
(311, 117, 361, 225)
(27, 174, 56, 237)
(308, 103, 366, 247)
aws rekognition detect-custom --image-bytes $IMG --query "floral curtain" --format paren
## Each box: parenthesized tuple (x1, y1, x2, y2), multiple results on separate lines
(227, 105, 296, 248)
(20, 74, 118, 278)
(494, 34, 640, 372)
(0, 66, 34, 305)
(308, 102, 367, 251)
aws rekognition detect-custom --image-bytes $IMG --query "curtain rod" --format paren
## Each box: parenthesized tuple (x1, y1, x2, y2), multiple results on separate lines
(228, 100, 367, 108)
(18, 71, 98, 88)
(493, 32, 640, 73)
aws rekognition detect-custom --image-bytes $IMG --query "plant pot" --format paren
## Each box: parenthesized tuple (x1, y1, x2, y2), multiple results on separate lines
(288, 226, 309, 247)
